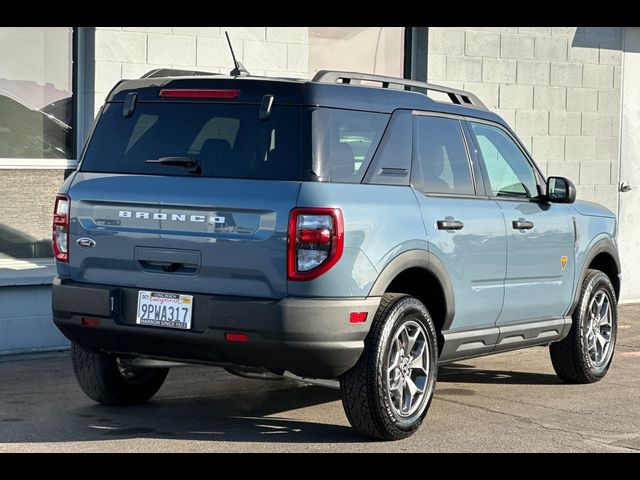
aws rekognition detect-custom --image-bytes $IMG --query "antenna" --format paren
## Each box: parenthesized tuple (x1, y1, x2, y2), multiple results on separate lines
(225, 31, 250, 77)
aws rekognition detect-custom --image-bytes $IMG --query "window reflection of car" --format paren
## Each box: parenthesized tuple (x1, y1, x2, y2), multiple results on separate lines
(0, 91, 71, 158)
(41, 96, 72, 128)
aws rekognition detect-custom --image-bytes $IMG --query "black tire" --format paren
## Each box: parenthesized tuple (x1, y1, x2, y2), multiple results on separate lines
(340, 293, 438, 440)
(550, 269, 618, 384)
(71, 343, 169, 405)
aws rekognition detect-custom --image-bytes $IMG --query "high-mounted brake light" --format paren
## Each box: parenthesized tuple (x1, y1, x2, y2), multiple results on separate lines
(288, 208, 344, 281)
(159, 89, 240, 99)
(52, 194, 70, 262)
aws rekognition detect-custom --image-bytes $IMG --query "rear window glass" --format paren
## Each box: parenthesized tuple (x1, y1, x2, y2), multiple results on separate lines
(81, 102, 302, 180)
(311, 108, 389, 183)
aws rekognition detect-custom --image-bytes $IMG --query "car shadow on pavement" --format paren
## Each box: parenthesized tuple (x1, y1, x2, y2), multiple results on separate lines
(0, 379, 367, 446)
(0, 355, 563, 447)
(438, 363, 563, 385)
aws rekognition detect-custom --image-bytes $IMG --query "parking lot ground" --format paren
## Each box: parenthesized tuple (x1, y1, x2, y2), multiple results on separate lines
(1, 304, 639, 453)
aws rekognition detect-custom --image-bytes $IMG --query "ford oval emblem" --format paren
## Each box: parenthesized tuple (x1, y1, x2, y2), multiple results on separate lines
(77, 237, 96, 248)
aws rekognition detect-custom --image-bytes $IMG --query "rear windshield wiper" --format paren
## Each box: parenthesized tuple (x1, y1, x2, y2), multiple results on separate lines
(145, 157, 200, 174)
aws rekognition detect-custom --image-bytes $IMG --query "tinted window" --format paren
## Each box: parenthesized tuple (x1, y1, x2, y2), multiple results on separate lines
(471, 122, 539, 198)
(413, 116, 474, 195)
(312, 108, 388, 183)
(81, 102, 302, 180)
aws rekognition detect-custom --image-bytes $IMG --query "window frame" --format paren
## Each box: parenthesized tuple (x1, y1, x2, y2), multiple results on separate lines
(410, 110, 482, 198)
(0, 26, 77, 171)
(464, 117, 547, 202)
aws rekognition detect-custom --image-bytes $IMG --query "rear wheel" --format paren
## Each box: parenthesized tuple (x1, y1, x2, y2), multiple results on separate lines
(72, 343, 169, 405)
(550, 269, 617, 383)
(340, 294, 438, 440)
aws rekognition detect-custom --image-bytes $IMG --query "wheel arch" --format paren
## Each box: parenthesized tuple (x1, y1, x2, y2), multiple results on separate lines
(569, 238, 621, 316)
(369, 250, 455, 350)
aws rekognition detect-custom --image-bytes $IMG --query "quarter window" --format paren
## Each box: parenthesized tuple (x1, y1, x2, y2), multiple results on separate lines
(413, 116, 474, 195)
(311, 108, 389, 183)
(470, 122, 539, 198)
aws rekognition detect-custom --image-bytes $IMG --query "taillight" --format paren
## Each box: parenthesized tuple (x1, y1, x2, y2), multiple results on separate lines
(52, 194, 70, 262)
(288, 208, 344, 281)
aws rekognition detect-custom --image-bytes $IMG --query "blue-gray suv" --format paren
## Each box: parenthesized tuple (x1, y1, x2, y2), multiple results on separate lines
(52, 70, 621, 440)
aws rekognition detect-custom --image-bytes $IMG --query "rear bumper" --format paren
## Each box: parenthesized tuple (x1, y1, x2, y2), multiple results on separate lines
(52, 277, 380, 379)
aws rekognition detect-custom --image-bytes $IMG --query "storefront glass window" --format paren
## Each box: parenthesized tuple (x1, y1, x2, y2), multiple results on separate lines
(0, 27, 73, 263)
(308, 27, 404, 79)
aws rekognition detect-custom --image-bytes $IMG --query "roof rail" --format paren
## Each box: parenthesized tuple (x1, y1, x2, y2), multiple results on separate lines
(140, 68, 218, 79)
(312, 70, 487, 110)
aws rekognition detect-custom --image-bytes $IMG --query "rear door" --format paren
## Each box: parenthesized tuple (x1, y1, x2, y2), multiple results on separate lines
(412, 113, 507, 332)
(68, 99, 303, 299)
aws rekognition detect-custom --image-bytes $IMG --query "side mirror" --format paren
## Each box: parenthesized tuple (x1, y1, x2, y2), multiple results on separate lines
(546, 176, 576, 204)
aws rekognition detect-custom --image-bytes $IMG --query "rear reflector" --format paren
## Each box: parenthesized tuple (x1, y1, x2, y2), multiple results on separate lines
(225, 332, 249, 343)
(349, 312, 368, 324)
(159, 89, 240, 99)
(81, 317, 100, 328)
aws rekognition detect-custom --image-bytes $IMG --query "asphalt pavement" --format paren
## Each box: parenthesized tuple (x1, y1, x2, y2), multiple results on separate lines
(1, 304, 639, 452)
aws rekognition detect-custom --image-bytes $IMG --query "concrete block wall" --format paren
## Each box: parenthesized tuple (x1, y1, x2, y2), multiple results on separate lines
(0, 286, 68, 354)
(86, 27, 309, 117)
(428, 27, 622, 212)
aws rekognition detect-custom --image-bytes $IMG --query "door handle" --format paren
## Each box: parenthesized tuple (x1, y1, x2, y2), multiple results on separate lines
(619, 181, 633, 193)
(512, 219, 534, 230)
(437, 219, 464, 230)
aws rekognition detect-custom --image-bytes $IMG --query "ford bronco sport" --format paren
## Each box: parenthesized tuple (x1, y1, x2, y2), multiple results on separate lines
(52, 69, 620, 440)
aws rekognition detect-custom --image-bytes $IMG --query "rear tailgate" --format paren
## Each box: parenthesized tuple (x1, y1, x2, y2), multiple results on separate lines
(67, 174, 299, 298)
(67, 81, 304, 299)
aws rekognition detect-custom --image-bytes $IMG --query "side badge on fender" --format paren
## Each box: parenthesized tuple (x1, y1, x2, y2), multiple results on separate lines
(561, 255, 568, 270)
(77, 237, 96, 249)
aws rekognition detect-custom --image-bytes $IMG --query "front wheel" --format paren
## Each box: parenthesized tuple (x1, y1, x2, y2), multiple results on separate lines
(340, 294, 438, 440)
(72, 343, 169, 405)
(550, 269, 618, 383)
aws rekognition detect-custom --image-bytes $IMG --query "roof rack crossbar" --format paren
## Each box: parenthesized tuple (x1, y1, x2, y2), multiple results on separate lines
(312, 70, 487, 110)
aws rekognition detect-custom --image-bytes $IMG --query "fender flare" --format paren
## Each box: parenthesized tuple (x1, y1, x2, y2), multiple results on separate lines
(369, 249, 456, 331)
(567, 237, 621, 315)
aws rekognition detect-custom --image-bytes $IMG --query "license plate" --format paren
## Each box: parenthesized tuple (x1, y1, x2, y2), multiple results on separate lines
(136, 291, 193, 330)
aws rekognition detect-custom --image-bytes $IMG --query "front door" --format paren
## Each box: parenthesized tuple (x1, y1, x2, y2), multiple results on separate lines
(412, 114, 506, 331)
(468, 121, 575, 325)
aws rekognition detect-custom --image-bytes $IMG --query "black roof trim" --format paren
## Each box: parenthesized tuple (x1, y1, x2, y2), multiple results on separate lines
(140, 68, 219, 79)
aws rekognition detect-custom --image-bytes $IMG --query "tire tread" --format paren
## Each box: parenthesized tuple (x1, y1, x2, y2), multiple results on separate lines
(341, 293, 437, 440)
(72, 344, 169, 406)
(550, 269, 617, 384)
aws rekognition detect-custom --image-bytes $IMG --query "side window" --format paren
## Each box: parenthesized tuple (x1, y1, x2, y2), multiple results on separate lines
(413, 116, 474, 195)
(311, 108, 389, 183)
(470, 122, 539, 198)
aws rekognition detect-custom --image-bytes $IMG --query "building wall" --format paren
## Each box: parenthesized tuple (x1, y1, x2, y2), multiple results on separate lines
(0, 170, 66, 260)
(0, 285, 67, 354)
(427, 27, 622, 212)
(85, 27, 309, 117)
